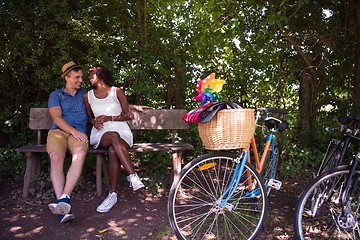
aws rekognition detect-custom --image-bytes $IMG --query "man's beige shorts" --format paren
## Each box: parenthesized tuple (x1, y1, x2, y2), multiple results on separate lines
(46, 129, 89, 154)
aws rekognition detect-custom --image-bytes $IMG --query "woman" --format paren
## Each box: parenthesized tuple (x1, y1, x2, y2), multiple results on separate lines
(83, 65, 145, 213)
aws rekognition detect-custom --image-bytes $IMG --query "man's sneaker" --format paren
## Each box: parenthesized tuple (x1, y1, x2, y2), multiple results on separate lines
(96, 192, 117, 213)
(48, 196, 71, 215)
(60, 210, 74, 223)
(127, 173, 145, 191)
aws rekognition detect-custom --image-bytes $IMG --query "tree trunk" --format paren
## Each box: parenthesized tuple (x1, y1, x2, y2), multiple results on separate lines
(298, 71, 315, 146)
(174, 61, 187, 109)
(166, 51, 187, 109)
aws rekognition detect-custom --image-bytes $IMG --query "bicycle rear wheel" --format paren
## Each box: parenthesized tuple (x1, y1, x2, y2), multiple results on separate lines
(168, 152, 268, 240)
(294, 165, 360, 239)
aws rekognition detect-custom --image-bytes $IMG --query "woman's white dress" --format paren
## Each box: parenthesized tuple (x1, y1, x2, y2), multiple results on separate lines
(88, 86, 133, 148)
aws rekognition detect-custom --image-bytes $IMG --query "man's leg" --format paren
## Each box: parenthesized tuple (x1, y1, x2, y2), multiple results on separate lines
(47, 129, 73, 218)
(63, 145, 87, 196)
(47, 129, 68, 199)
(49, 151, 66, 199)
(51, 137, 87, 222)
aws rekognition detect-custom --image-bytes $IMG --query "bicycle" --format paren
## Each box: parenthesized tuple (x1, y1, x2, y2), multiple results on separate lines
(316, 116, 360, 177)
(168, 106, 288, 240)
(294, 116, 360, 239)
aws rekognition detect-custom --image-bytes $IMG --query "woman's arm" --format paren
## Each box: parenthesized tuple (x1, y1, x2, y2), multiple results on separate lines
(113, 87, 131, 121)
(83, 92, 103, 130)
(129, 104, 151, 113)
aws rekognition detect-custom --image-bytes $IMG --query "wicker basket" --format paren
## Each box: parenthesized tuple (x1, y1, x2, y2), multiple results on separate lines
(198, 109, 255, 150)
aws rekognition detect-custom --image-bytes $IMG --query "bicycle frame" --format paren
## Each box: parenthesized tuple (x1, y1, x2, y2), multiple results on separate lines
(219, 152, 249, 208)
(318, 133, 352, 176)
(218, 122, 277, 208)
(218, 136, 276, 208)
(246, 133, 275, 175)
(217, 107, 287, 208)
(339, 135, 360, 213)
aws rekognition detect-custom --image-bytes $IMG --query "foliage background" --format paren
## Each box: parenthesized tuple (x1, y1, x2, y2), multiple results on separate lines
(1, 0, 359, 187)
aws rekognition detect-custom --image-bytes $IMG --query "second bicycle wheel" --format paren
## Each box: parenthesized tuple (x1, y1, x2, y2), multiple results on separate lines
(294, 165, 360, 239)
(168, 152, 268, 240)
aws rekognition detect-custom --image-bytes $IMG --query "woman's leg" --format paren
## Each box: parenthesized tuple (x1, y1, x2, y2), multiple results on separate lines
(97, 146, 119, 213)
(99, 132, 135, 175)
(107, 145, 121, 192)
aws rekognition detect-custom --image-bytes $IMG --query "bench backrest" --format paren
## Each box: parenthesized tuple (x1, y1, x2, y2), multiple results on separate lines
(29, 108, 188, 144)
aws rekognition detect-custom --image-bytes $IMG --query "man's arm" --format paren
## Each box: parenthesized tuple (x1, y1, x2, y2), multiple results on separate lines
(49, 106, 88, 143)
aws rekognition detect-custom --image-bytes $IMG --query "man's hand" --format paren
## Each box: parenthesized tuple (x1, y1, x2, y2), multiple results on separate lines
(72, 129, 89, 143)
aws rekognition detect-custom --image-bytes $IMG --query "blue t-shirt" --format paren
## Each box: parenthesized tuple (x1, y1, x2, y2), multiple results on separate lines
(48, 87, 88, 134)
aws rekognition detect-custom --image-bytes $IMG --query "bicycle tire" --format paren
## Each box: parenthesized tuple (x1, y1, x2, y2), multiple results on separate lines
(294, 165, 360, 239)
(261, 143, 280, 182)
(168, 152, 268, 240)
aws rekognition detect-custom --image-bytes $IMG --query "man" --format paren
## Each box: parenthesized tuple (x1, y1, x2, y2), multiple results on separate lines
(46, 61, 88, 223)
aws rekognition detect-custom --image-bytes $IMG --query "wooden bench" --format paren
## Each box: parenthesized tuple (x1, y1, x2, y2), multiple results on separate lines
(16, 108, 193, 198)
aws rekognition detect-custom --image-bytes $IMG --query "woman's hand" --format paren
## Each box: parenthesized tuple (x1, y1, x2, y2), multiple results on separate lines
(132, 105, 151, 113)
(93, 115, 111, 130)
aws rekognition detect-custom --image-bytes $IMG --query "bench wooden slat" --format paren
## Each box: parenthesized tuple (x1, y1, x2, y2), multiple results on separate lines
(29, 108, 188, 130)
(17, 142, 193, 153)
(130, 109, 188, 129)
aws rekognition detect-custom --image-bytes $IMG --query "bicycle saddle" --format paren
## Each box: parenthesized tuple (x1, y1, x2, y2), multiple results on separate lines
(338, 116, 360, 129)
(265, 119, 289, 132)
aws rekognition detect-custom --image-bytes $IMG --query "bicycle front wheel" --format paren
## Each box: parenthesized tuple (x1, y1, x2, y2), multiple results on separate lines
(294, 165, 360, 239)
(168, 152, 268, 240)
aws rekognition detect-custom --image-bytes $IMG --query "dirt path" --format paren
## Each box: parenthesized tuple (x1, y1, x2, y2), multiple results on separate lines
(0, 176, 303, 239)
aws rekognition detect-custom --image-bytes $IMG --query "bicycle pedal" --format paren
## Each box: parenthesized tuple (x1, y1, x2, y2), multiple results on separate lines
(268, 179, 282, 190)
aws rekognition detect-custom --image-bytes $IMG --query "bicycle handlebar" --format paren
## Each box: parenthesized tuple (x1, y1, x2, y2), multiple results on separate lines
(256, 107, 289, 115)
(255, 107, 289, 131)
(266, 107, 289, 115)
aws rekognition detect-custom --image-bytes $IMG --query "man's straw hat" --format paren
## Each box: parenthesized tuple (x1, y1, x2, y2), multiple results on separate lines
(61, 61, 84, 78)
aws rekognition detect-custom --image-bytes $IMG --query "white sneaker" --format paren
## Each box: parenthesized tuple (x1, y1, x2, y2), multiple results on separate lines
(96, 192, 117, 213)
(127, 173, 145, 191)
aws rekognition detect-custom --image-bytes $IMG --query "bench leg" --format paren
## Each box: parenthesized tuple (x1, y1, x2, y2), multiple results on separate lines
(96, 154, 104, 196)
(23, 152, 41, 199)
(171, 151, 182, 183)
(96, 153, 110, 196)
(102, 157, 110, 189)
